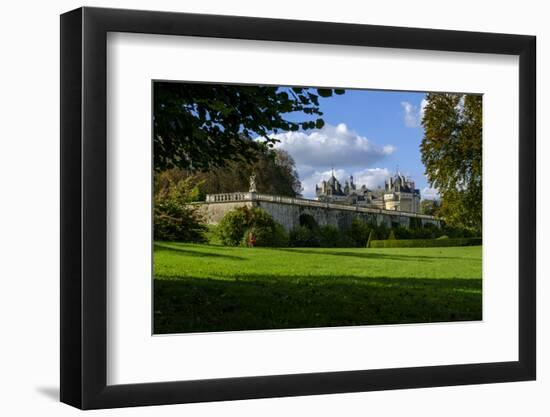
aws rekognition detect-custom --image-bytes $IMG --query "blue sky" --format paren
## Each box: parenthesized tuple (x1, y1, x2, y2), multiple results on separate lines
(264, 88, 438, 200)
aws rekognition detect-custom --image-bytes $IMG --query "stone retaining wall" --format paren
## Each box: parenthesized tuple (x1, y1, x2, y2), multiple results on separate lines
(196, 192, 440, 231)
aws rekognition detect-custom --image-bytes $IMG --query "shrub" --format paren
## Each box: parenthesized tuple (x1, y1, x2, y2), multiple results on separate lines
(217, 206, 288, 247)
(369, 237, 482, 248)
(289, 225, 321, 247)
(153, 177, 207, 242)
(271, 223, 290, 247)
(243, 226, 274, 247)
(350, 219, 372, 247)
(204, 224, 222, 245)
(424, 223, 443, 238)
(248, 207, 277, 230)
(337, 230, 355, 248)
(393, 225, 413, 239)
(375, 223, 390, 240)
(319, 225, 344, 247)
(217, 208, 249, 246)
(409, 217, 423, 229)
(383, 223, 446, 240)
(289, 224, 355, 248)
(388, 230, 396, 240)
(413, 224, 439, 239)
(242, 223, 289, 247)
(299, 213, 319, 230)
(441, 224, 478, 238)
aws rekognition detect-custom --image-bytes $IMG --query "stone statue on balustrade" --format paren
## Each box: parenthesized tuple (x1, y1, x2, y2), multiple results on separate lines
(249, 174, 257, 193)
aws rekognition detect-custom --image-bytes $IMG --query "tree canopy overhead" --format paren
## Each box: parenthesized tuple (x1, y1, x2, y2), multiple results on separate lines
(421, 93, 482, 231)
(153, 82, 344, 172)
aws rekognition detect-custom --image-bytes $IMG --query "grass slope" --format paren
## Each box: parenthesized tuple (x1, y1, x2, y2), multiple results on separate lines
(154, 243, 482, 334)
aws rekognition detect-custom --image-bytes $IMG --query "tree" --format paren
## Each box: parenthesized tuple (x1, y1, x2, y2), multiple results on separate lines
(420, 199, 441, 216)
(154, 82, 345, 171)
(153, 176, 207, 242)
(156, 147, 302, 199)
(197, 147, 301, 197)
(421, 93, 482, 232)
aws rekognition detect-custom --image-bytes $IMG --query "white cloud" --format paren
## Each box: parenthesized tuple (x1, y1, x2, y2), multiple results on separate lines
(401, 99, 427, 128)
(266, 123, 395, 168)
(353, 168, 390, 190)
(255, 123, 399, 199)
(401, 101, 418, 128)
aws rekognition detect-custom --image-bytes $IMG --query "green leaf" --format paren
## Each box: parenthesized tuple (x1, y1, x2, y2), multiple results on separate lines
(316, 88, 333, 97)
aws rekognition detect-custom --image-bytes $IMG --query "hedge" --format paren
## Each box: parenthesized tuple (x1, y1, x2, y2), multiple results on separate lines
(369, 237, 482, 248)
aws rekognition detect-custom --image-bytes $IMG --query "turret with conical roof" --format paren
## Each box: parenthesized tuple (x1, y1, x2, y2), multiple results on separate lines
(315, 167, 421, 213)
(383, 170, 420, 212)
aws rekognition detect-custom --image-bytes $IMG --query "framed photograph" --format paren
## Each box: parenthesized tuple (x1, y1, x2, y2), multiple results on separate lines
(60, 6, 536, 409)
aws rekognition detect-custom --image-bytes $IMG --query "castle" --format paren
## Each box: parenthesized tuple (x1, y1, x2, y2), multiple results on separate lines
(315, 170, 421, 213)
(198, 172, 437, 232)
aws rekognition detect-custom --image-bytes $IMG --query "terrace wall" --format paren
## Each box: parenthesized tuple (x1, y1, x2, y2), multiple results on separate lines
(195, 192, 441, 231)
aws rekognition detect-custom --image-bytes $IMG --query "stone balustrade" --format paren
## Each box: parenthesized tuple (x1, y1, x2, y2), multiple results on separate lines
(203, 192, 438, 221)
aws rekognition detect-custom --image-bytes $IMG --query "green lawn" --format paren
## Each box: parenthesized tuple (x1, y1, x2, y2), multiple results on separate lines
(154, 243, 482, 334)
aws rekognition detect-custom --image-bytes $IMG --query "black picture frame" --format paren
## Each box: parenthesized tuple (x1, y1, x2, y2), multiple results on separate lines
(60, 6, 536, 410)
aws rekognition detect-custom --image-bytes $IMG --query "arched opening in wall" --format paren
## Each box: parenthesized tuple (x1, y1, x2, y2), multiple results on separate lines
(299, 213, 318, 230)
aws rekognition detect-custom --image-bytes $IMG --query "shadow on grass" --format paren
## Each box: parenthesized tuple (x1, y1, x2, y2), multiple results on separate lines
(154, 243, 246, 261)
(154, 274, 482, 334)
(271, 248, 473, 262)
